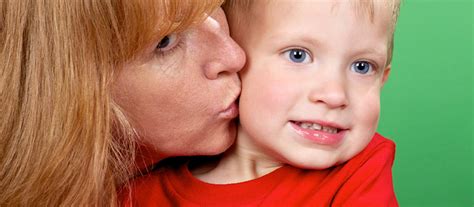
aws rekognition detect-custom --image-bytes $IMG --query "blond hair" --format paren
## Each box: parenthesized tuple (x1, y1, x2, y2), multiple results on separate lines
(0, 0, 222, 206)
(223, 0, 401, 65)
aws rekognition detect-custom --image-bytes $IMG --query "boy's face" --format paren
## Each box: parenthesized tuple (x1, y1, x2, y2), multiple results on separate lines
(233, 0, 392, 169)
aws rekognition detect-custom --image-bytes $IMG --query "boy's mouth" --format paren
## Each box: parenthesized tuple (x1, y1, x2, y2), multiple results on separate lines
(290, 121, 343, 134)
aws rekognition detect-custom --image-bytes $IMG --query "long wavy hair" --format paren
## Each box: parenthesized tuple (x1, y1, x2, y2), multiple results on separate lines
(0, 0, 222, 206)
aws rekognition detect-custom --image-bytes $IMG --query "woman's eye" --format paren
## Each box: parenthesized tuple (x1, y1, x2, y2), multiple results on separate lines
(351, 61, 373, 74)
(284, 49, 311, 64)
(156, 34, 178, 52)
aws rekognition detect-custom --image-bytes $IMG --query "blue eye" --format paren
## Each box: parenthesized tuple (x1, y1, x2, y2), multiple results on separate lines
(285, 49, 311, 63)
(351, 61, 372, 74)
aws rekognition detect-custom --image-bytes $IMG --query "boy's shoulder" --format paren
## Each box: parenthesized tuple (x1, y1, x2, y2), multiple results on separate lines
(341, 132, 396, 173)
(345, 133, 395, 174)
(368, 132, 396, 154)
(328, 133, 398, 205)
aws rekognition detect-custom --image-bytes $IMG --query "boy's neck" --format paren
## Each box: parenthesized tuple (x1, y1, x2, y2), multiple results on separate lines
(191, 126, 283, 184)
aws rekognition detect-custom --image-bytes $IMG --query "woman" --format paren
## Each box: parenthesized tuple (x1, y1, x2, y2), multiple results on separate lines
(0, 0, 245, 206)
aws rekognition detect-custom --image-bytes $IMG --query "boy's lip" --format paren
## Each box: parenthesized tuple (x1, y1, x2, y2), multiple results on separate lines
(289, 120, 348, 145)
(290, 119, 348, 131)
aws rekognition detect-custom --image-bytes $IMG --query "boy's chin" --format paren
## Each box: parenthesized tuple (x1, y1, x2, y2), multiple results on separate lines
(287, 157, 342, 170)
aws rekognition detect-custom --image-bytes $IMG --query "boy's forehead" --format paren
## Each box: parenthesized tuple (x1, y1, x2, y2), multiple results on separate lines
(257, 0, 394, 31)
(259, 0, 392, 20)
(229, 0, 399, 65)
(250, 1, 391, 60)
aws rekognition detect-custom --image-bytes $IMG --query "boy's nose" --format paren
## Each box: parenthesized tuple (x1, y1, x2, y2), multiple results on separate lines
(308, 73, 348, 109)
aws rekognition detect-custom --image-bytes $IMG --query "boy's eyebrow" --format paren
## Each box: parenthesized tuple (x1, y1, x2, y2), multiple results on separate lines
(352, 47, 388, 66)
(267, 33, 325, 51)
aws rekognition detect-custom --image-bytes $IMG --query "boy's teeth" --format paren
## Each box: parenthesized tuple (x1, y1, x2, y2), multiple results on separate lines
(301, 123, 311, 129)
(322, 126, 337, 134)
(296, 122, 338, 134)
(311, 123, 322, 130)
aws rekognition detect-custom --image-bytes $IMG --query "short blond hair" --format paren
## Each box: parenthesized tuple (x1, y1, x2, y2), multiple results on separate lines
(0, 0, 222, 206)
(224, 0, 401, 65)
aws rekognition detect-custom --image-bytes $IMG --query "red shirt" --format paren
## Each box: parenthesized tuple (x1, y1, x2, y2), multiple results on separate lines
(122, 133, 398, 207)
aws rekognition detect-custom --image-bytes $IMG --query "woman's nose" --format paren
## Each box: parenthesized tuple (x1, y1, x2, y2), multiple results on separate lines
(201, 8, 246, 80)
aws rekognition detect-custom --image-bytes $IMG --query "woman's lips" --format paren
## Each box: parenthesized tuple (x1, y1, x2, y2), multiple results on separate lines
(219, 87, 241, 119)
(290, 121, 347, 145)
(219, 102, 238, 119)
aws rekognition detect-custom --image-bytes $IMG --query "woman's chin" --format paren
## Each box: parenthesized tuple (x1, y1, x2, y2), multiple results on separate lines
(195, 125, 237, 156)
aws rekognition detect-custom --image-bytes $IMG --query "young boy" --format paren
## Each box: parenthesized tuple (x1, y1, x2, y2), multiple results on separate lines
(124, 0, 400, 206)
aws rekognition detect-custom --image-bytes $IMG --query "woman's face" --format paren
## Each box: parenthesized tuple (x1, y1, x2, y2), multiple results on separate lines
(114, 8, 245, 160)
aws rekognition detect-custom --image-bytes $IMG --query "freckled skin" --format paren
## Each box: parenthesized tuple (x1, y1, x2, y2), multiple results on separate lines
(113, 8, 245, 161)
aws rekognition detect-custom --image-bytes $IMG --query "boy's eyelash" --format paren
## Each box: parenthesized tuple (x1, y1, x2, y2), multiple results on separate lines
(278, 46, 383, 72)
(368, 60, 380, 72)
(281, 47, 313, 61)
(282, 47, 311, 55)
(356, 59, 379, 72)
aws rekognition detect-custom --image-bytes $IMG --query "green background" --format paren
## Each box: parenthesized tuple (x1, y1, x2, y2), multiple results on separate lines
(378, 0, 473, 206)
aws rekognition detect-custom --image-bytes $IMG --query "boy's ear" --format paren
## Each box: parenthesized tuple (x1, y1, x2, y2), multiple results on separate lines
(381, 65, 391, 86)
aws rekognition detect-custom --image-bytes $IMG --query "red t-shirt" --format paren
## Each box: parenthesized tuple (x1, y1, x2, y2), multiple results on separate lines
(122, 133, 398, 207)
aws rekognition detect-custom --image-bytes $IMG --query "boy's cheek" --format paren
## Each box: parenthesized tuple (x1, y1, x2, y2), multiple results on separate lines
(248, 81, 293, 108)
(352, 93, 381, 129)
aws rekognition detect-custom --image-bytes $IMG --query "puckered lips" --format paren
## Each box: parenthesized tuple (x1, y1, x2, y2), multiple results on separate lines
(219, 88, 241, 119)
(220, 102, 238, 119)
(290, 120, 348, 145)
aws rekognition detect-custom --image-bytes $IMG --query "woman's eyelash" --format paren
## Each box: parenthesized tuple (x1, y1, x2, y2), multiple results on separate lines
(156, 41, 183, 57)
(154, 34, 183, 57)
(157, 36, 172, 49)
